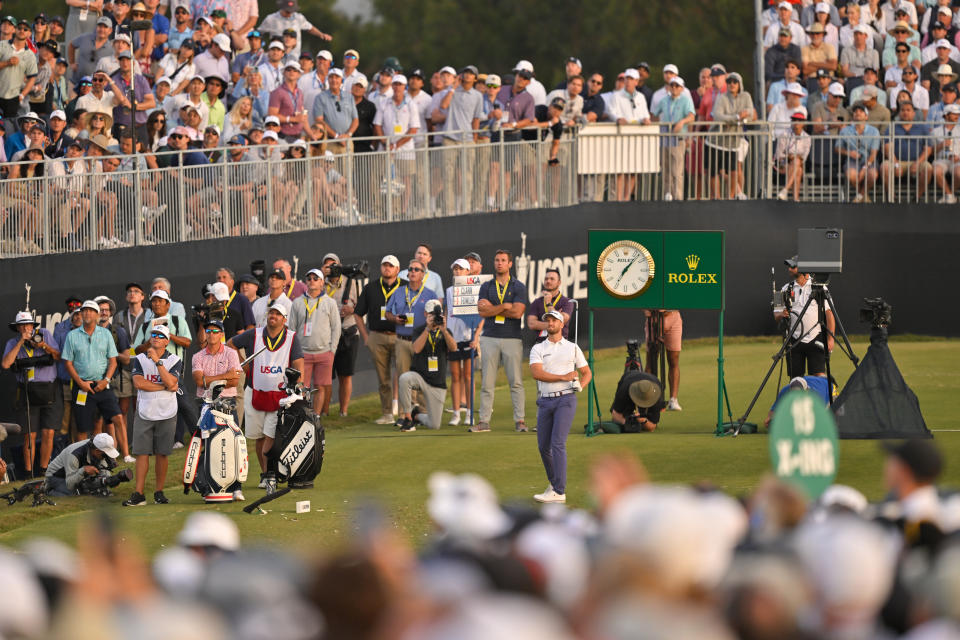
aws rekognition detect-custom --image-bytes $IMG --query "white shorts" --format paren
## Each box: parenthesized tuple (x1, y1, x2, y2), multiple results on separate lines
(244, 392, 279, 439)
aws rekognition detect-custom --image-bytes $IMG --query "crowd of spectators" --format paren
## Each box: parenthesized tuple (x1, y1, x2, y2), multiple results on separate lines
(1, 441, 959, 640)
(763, 0, 960, 202)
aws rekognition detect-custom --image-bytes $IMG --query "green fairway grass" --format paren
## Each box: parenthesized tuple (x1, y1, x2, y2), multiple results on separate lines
(2, 336, 957, 554)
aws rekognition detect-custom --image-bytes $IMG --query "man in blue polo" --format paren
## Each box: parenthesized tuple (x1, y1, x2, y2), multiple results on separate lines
(475, 249, 528, 432)
(61, 299, 123, 441)
(385, 258, 438, 379)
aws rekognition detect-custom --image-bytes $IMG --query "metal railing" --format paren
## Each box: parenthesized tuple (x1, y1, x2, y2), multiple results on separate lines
(1, 121, 957, 257)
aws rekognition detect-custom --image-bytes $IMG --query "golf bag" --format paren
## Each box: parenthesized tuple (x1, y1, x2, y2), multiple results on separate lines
(268, 368, 324, 489)
(182, 383, 249, 502)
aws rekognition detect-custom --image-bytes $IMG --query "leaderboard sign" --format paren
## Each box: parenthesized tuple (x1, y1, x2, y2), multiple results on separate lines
(451, 274, 493, 316)
(587, 230, 724, 310)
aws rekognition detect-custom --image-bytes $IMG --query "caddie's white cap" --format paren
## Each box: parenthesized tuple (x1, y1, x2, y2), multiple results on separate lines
(92, 432, 119, 458)
(381, 254, 400, 267)
(268, 298, 290, 318)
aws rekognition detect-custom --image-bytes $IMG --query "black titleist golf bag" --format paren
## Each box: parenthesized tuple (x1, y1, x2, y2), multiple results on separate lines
(267, 368, 324, 489)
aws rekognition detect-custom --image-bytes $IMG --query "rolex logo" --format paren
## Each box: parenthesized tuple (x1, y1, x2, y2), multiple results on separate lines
(685, 254, 700, 270)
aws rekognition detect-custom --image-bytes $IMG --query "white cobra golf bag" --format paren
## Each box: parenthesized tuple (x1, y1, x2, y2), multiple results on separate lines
(183, 381, 249, 502)
(266, 368, 324, 489)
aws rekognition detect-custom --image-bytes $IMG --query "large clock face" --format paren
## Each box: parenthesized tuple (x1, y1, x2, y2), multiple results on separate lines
(597, 240, 656, 299)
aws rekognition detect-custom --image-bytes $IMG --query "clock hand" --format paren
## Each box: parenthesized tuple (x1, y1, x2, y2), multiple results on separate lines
(614, 255, 640, 287)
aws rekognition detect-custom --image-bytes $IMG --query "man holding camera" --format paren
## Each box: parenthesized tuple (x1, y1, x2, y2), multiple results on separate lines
(529, 310, 592, 503)
(386, 258, 440, 378)
(2, 311, 61, 477)
(396, 299, 459, 431)
(123, 325, 182, 506)
(776, 255, 835, 377)
(227, 299, 304, 490)
(44, 432, 120, 497)
(610, 371, 665, 432)
(289, 267, 341, 416)
(61, 300, 124, 441)
(320, 254, 361, 417)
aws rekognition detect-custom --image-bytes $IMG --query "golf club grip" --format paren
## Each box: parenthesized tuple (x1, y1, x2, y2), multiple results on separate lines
(242, 487, 291, 513)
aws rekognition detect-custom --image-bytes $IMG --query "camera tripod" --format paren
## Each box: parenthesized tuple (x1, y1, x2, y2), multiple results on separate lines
(731, 277, 858, 436)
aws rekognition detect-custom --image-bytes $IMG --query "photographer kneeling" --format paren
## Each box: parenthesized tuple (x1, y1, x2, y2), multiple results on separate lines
(610, 371, 665, 432)
(43, 432, 122, 496)
(396, 300, 458, 432)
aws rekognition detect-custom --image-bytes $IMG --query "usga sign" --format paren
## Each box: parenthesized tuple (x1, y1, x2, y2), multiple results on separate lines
(768, 390, 839, 499)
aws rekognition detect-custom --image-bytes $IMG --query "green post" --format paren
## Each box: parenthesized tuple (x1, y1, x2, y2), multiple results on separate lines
(716, 311, 725, 436)
(587, 309, 596, 437)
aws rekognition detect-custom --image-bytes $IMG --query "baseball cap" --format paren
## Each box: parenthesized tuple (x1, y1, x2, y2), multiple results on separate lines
(782, 81, 804, 95)
(209, 282, 230, 302)
(381, 254, 400, 268)
(939, 5, 952, 15)
(305, 268, 324, 279)
(815, 2, 830, 13)
(228, 134, 246, 145)
(463, 251, 482, 262)
(439, 65, 456, 76)
(711, 64, 727, 76)
(828, 82, 845, 97)
(205, 124, 221, 135)
(485, 73, 501, 87)
(204, 319, 225, 331)
(945, 103, 960, 115)
(317, 49, 333, 61)
(238, 273, 260, 285)
(850, 101, 869, 113)
(549, 96, 566, 110)
(247, 29, 262, 39)
(344, 48, 360, 58)
(391, 73, 407, 85)
(282, 27, 297, 37)
(118, 50, 133, 60)
(937, 38, 952, 49)
(170, 125, 193, 137)
(514, 59, 534, 73)
(409, 67, 424, 79)
(777, 0, 791, 8)
(862, 85, 879, 98)
(268, 298, 290, 318)
(663, 63, 679, 75)
(354, 76, 368, 89)
(178, 513, 240, 551)
(669, 76, 685, 87)
(944, 83, 959, 93)
(283, 61, 303, 72)
(514, 69, 532, 80)
(636, 61, 650, 71)
(156, 76, 172, 86)
(779, 27, 791, 37)
(790, 107, 807, 120)
(262, 130, 279, 141)
(92, 433, 120, 459)
(450, 258, 470, 270)
(460, 65, 479, 76)
(49, 110, 66, 121)
(267, 268, 285, 280)
(623, 68, 640, 80)
(212, 33, 231, 52)
(80, 300, 100, 312)
(784, 255, 799, 268)
(150, 324, 171, 339)
(265, 115, 281, 126)
(882, 440, 943, 483)
(854, 24, 870, 35)
(96, 15, 111, 26)
(322, 252, 340, 263)
(816, 68, 832, 79)
(328, 67, 343, 77)
(541, 309, 564, 321)
(125, 282, 144, 293)
(268, 41, 285, 51)
(150, 289, 171, 302)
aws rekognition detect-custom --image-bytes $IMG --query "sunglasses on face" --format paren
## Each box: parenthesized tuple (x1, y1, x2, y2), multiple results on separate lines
(150, 332, 168, 339)
(169, 133, 185, 139)
(204, 328, 222, 334)
(407, 267, 423, 272)
(305, 274, 321, 281)
(345, 54, 357, 60)
(92, 114, 105, 120)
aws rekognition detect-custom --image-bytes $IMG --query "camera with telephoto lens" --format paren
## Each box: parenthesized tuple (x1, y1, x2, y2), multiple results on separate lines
(859, 297, 892, 328)
(77, 468, 133, 497)
(624, 339, 642, 372)
(326, 260, 369, 280)
(30, 331, 43, 345)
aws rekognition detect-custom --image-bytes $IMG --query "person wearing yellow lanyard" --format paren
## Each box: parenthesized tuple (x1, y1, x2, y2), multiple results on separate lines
(475, 249, 529, 433)
(272, 257, 308, 299)
(396, 300, 458, 431)
(385, 259, 440, 378)
(2, 312, 61, 477)
(289, 268, 341, 416)
(525, 268, 575, 344)
(354, 255, 406, 425)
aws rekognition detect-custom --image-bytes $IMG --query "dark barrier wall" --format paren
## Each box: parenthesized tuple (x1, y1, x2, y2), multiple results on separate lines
(0, 201, 953, 420)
